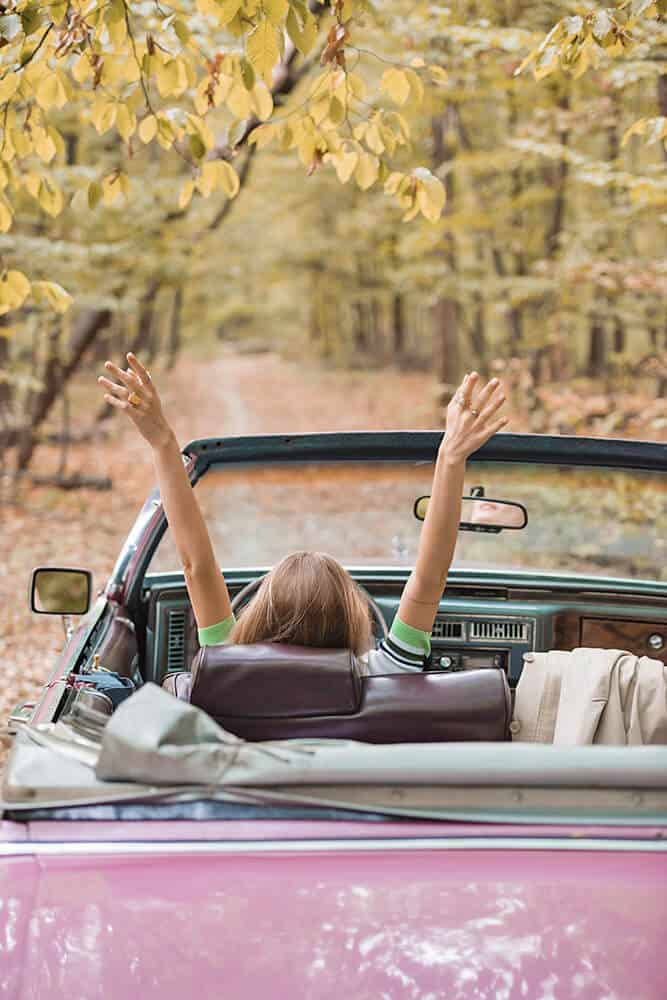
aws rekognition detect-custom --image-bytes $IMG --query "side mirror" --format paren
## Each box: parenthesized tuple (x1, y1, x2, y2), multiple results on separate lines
(30, 567, 92, 616)
(414, 496, 527, 533)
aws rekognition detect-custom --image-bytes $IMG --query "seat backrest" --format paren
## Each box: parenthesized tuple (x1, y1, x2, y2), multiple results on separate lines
(178, 643, 511, 743)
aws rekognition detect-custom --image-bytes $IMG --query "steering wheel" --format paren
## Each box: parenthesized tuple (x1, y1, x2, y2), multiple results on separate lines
(231, 574, 389, 643)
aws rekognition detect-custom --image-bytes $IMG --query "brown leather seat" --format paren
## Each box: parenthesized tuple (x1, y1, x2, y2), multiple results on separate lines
(162, 643, 511, 743)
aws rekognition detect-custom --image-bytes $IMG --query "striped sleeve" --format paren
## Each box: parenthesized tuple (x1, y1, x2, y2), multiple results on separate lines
(365, 615, 431, 676)
(198, 614, 236, 646)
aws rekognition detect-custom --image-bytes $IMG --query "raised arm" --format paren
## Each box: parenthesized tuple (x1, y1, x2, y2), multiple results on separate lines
(97, 353, 232, 629)
(397, 372, 507, 634)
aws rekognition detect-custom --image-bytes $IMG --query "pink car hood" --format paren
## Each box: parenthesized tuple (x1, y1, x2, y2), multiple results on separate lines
(1, 820, 665, 999)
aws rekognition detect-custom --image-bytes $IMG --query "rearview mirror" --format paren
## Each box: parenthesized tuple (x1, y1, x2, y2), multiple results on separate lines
(414, 496, 527, 532)
(30, 567, 92, 615)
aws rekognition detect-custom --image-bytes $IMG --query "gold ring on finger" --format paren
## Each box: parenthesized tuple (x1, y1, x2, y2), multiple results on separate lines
(470, 407, 479, 417)
(128, 392, 141, 407)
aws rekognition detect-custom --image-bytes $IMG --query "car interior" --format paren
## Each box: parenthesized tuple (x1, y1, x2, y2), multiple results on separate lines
(27, 434, 667, 749)
(137, 566, 667, 745)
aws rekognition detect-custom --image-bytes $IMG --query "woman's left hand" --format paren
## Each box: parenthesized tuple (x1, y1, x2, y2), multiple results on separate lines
(97, 353, 173, 450)
(441, 372, 508, 464)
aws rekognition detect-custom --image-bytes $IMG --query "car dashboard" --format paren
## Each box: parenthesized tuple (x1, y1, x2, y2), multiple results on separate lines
(141, 569, 667, 688)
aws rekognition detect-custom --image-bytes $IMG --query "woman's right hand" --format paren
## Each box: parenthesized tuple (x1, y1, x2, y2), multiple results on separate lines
(97, 353, 173, 450)
(442, 371, 508, 465)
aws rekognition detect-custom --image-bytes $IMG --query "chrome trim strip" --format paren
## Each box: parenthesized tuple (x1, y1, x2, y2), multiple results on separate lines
(1, 837, 666, 858)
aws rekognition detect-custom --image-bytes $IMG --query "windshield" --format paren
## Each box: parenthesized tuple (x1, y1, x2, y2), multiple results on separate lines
(147, 460, 667, 583)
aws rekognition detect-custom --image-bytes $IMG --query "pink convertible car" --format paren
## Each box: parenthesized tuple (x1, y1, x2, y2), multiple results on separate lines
(2, 432, 666, 998)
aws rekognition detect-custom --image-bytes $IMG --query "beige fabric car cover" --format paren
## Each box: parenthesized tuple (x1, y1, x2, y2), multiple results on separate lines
(512, 648, 667, 745)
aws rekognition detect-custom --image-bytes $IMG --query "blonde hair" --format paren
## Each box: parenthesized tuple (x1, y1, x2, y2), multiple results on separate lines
(229, 551, 373, 656)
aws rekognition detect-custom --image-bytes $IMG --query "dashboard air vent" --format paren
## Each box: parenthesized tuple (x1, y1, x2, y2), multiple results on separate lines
(470, 620, 530, 643)
(432, 618, 464, 639)
(166, 608, 186, 672)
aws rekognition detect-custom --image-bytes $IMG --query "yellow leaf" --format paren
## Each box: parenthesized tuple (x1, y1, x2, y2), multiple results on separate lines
(621, 118, 647, 147)
(107, 11, 127, 46)
(186, 113, 215, 151)
(102, 173, 124, 206)
(0, 270, 31, 314)
(32, 127, 56, 164)
(226, 81, 253, 119)
(0, 73, 19, 103)
(31, 280, 72, 314)
(365, 120, 385, 155)
(286, 6, 317, 56)
(178, 179, 195, 209)
(155, 58, 188, 98)
(10, 127, 31, 159)
(116, 104, 136, 142)
(347, 73, 366, 101)
(173, 19, 190, 45)
(35, 73, 68, 111)
(71, 54, 93, 84)
(402, 200, 420, 223)
(155, 115, 176, 150)
(197, 160, 218, 197)
(405, 69, 424, 105)
(91, 99, 117, 136)
(380, 67, 410, 106)
(197, 159, 240, 198)
(414, 168, 445, 222)
(0, 194, 11, 233)
(138, 115, 158, 143)
(264, 0, 288, 25)
(214, 0, 242, 23)
(355, 152, 379, 190)
(24, 171, 41, 199)
(88, 181, 103, 210)
(247, 19, 279, 87)
(328, 148, 358, 183)
(250, 82, 273, 121)
(219, 161, 240, 197)
(38, 177, 64, 217)
(428, 65, 448, 85)
(248, 124, 275, 148)
(106, 0, 125, 23)
(384, 171, 405, 195)
(328, 96, 345, 125)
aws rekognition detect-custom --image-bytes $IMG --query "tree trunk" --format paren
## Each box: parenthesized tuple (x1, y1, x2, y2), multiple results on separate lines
(166, 286, 183, 370)
(392, 294, 405, 359)
(96, 287, 157, 423)
(658, 74, 667, 166)
(434, 298, 460, 415)
(613, 316, 625, 354)
(587, 316, 606, 377)
(15, 317, 62, 471)
(13, 307, 111, 470)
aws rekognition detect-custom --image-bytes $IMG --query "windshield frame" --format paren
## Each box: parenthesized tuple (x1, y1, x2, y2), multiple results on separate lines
(116, 431, 667, 607)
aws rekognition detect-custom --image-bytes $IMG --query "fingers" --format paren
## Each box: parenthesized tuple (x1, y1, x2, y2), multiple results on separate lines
(472, 376, 501, 411)
(461, 371, 479, 405)
(477, 385, 506, 424)
(103, 393, 129, 411)
(104, 360, 141, 391)
(97, 375, 129, 400)
(488, 415, 509, 435)
(126, 352, 151, 386)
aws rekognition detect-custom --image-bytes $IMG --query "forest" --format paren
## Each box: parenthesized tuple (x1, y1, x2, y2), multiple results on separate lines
(0, 0, 664, 492)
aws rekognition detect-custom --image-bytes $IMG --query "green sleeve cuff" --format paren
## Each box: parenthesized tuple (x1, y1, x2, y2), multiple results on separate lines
(198, 614, 236, 646)
(391, 615, 431, 655)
